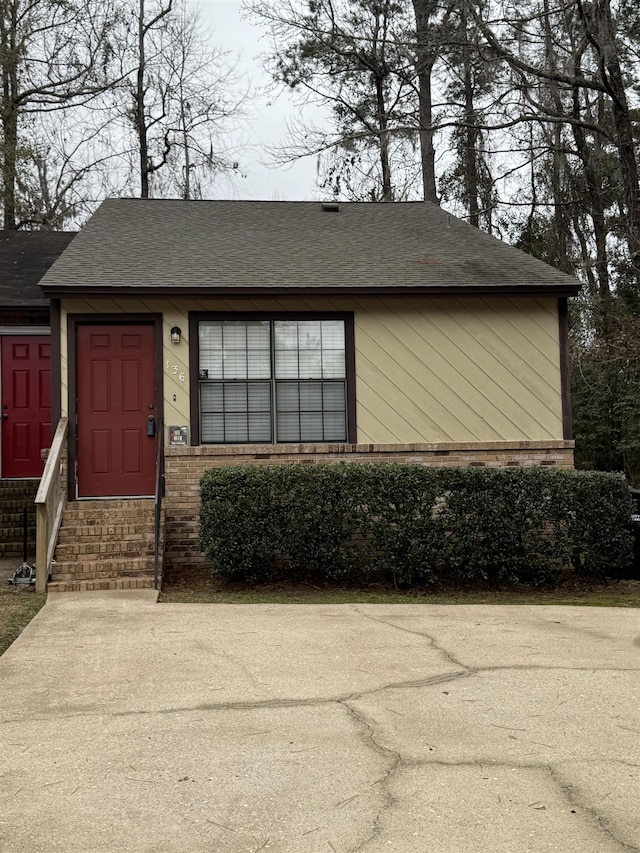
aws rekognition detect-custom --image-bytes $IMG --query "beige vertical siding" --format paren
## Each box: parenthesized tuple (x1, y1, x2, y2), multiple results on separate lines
(60, 295, 563, 442)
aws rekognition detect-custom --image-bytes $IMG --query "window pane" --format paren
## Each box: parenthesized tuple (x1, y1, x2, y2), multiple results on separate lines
(276, 383, 299, 412)
(274, 320, 298, 349)
(275, 350, 299, 379)
(298, 320, 321, 349)
(320, 349, 344, 378)
(321, 320, 345, 349)
(223, 348, 247, 379)
(200, 380, 271, 443)
(199, 323, 222, 348)
(200, 382, 224, 411)
(199, 323, 223, 379)
(201, 412, 224, 443)
(275, 381, 347, 442)
(223, 324, 248, 348)
(222, 383, 246, 409)
(248, 383, 271, 412)
(298, 350, 322, 379)
(247, 349, 271, 379)
(224, 412, 249, 443)
(199, 320, 271, 381)
(300, 412, 323, 441)
(248, 413, 272, 442)
(322, 382, 345, 409)
(299, 383, 322, 410)
(277, 412, 300, 442)
(323, 411, 346, 440)
(247, 322, 270, 348)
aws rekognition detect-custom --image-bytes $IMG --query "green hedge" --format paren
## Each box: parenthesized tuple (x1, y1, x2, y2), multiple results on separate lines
(199, 464, 634, 586)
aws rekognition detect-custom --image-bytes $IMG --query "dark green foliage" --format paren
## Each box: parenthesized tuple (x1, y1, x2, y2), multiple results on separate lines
(432, 468, 576, 586)
(569, 471, 634, 578)
(571, 318, 640, 486)
(199, 464, 633, 587)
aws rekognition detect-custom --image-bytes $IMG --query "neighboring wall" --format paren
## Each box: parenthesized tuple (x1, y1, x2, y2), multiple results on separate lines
(60, 295, 563, 443)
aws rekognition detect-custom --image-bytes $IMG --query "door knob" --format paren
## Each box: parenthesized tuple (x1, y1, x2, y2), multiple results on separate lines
(1, 413, 7, 420)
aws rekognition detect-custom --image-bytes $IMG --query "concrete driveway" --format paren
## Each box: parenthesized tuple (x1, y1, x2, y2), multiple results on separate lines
(1, 592, 639, 853)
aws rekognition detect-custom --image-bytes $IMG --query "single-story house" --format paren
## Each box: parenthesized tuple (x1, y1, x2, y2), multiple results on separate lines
(38, 199, 581, 589)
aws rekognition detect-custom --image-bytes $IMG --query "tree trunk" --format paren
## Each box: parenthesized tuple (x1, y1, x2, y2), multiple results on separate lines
(411, 0, 438, 204)
(1, 105, 18, 229)
(136, 0, 150, 198)
(374, 75, 393, 201)
(1, 0, 19, 228)
(571, 85, 611, 329)
(461, 4, 479, 227)
(580, 0, 640, 293)
(540, 0, 571, 272)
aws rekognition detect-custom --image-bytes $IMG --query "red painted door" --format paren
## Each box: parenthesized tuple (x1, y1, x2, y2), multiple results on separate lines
(1, 336, 51, 478)
(76, 325, 156, 497)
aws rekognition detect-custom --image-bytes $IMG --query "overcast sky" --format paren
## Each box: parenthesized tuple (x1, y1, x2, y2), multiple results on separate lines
(190, 0, 322, 201)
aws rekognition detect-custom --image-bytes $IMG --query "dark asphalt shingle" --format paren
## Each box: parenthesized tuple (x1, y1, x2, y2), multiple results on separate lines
(0, 231, 76, 307)
(39, 199, 580, 296)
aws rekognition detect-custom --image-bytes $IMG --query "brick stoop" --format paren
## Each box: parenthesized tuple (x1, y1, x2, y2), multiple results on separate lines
(48, 499, 160, 592)
(47, 577, 156, 593)
(0, 479, 39, 559)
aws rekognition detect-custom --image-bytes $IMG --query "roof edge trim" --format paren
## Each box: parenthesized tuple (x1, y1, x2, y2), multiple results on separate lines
(41, 284, 582, 298)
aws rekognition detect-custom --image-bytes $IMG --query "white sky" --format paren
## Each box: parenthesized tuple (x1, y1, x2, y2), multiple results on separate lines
(190, 0, 322, 200)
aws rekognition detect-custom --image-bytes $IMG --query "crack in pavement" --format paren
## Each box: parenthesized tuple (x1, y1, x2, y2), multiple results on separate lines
(4, 658, 635, 723)
(111, 670, 475, 717)
(546, 764, 640, 853)
(206, 647, 275, 699)
(351, 605, 470, 670)
(337, 698, 403, 853)
(349, 606, 640, 672)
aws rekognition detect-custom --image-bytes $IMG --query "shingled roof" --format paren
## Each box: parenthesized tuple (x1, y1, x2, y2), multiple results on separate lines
(40, 199, 580, 297)
(0, 230, 76, 307)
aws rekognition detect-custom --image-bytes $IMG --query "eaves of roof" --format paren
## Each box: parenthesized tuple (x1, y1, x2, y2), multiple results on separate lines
(43, 282, 581, 298)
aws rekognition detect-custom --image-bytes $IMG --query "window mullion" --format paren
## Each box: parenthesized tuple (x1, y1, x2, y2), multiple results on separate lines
(297, 325, 302, 442)
(270, 320, 277, 443)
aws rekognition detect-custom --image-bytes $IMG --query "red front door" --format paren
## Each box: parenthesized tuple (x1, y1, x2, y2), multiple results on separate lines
(1, 336, 51, 478)
(76, 325, 157, 497)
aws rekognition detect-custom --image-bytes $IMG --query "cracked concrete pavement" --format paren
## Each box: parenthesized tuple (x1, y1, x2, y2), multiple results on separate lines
(1, 592, 639, 852)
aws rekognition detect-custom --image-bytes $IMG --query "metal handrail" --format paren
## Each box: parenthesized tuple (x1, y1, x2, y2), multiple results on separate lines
(153, 423, 165, 590)
(35, 418, 68, 593)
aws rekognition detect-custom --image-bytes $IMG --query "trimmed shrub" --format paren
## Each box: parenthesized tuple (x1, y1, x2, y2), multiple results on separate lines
(569, 470, 633, 577)
(199, 463, 634, 586)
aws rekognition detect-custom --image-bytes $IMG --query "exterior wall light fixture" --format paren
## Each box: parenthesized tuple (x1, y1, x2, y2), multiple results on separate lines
(170, 326, 182, 344)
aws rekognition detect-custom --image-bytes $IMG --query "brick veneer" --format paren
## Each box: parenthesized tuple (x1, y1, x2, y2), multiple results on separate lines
(163, 441, 575, 575)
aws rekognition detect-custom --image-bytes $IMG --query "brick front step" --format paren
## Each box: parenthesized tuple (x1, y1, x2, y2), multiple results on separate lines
(52, 556, 155, 581)
(59, 499, 154, 518)
(0, 511, 36, 525)
(0, 480, 39, 494)
(0, 522, 36, 538)
(48, 576, 156, 593)
(54, 540, 155, 559)
(50, 498, 161, 590)
(57, 523, 155, 543)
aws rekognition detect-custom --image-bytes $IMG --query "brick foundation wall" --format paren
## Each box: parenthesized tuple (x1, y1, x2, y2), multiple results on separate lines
(163, 440, 575, 576)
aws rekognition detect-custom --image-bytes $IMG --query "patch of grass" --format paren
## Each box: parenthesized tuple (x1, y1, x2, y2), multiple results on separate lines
(0, 585, 46, 656)
(159, 571, 640, 607)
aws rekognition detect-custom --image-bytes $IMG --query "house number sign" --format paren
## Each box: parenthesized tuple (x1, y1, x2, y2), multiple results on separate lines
(168, 426, 189, 446)
(165, 359, 185, 381)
